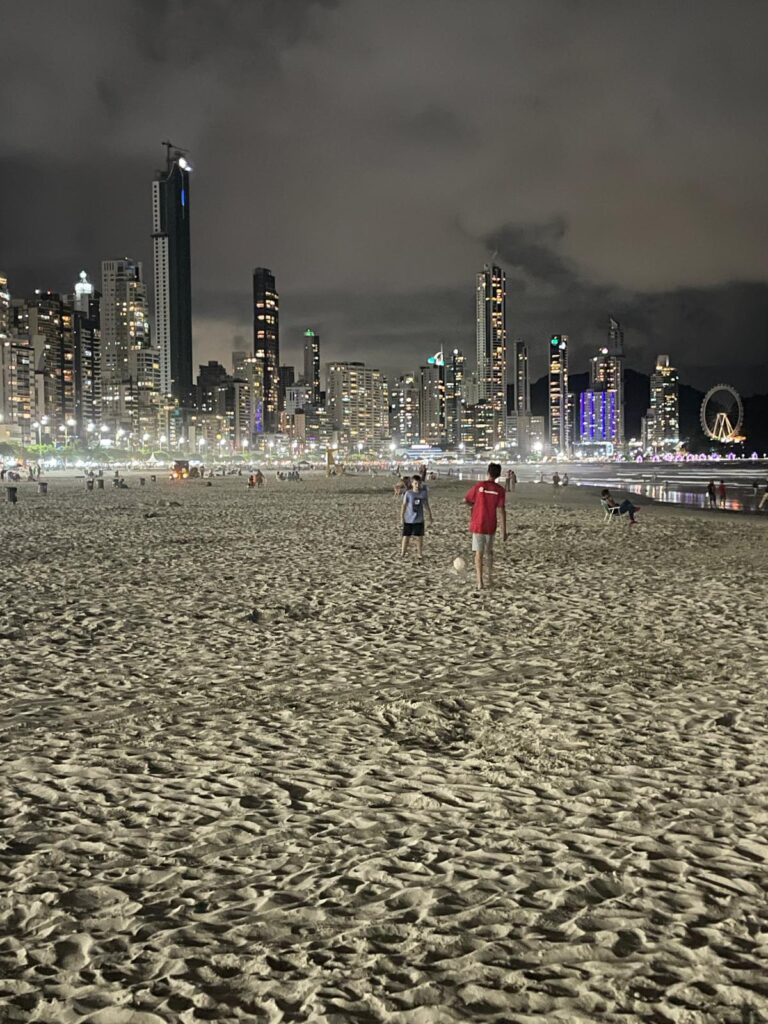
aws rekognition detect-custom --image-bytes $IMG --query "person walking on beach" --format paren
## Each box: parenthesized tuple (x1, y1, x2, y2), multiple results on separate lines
(562, 473, 569, 486)
(718, 480, 727, 508)
(401, 474, 432, 559)
(552, 471, 561, 493)
(707, 480, 717, 509)
(464, 463, 508, 590)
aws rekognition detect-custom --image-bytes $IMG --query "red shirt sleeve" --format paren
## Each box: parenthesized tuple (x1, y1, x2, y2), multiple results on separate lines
(464, 484, 477, 503)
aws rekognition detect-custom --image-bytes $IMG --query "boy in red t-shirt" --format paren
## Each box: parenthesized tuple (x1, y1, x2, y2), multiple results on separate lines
(464, 463, 508, 590)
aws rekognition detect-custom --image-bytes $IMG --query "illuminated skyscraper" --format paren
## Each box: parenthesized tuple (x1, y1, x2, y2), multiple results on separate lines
(72, 296, 101, 436)
(253, 267, 279, 432)
(391, 374, 420, 446)
(101, 260, 150, 379)
(152, 144, 193, 403)
(303, 329, 321, 407)
(588, 316, 625, 444)
(0, 274, 9, 338)
(418, 362, 445, 446)
(512, 339, 530, 415)
(579, 389, 617, 445)
(646, 355, 680, 450)
(444, 348, 465, 447)
(475, 264, 506, 442)
(101, 259, 158, 436)
(0, 276, 34, 442)
(548, 335, 570, 453)
(232, 349, 264, 441)
(326, 361, 388, 445)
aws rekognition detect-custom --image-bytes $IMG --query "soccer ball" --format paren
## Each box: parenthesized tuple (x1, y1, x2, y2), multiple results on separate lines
(453, 556, 467, 572)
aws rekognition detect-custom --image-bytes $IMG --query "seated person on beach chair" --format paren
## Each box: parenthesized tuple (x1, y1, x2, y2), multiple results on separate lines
(601, 488, 638, 524)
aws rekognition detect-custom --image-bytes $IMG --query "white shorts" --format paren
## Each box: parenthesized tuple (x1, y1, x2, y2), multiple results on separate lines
(471, 533, 495, 553)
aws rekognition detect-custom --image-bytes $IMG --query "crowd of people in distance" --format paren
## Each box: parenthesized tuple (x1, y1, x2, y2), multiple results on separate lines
(1, 463, 41, 483)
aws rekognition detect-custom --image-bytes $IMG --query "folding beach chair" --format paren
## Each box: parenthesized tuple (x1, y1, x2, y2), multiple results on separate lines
(601, 497, 622, 524)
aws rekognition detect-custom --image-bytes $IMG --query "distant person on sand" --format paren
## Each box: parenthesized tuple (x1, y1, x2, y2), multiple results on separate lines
(562, 473, 569, 486)
(505, 469, 517, 493)
(601, 488, 639, 525)
(401, 474, 432, 559)
(707, 481, 717, 509)
(759, 482, 768, 510)
(552, 472, 560, 491)
(464, 463, 508, 590)
(718, 480, 727, 508)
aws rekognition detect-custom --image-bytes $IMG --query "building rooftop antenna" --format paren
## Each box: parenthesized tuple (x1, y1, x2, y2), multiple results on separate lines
(161, 140, 189, 173)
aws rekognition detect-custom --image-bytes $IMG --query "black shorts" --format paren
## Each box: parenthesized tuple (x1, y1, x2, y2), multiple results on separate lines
(402, 522, 425, 537)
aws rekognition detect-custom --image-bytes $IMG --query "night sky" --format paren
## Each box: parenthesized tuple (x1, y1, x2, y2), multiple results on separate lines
(2, 0, 767, 393)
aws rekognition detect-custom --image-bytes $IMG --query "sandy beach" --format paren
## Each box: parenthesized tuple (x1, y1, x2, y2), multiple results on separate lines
(1, 473, 767, 1023)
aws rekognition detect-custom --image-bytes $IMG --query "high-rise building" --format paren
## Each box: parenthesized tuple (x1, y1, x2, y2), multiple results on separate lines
(579, 389, 618, 445)
(10, 292, 101, 440)
(548, 334, 570, 453)
(73, 297, 101, 436)
(475, 263, 507, 442)
(101, 258, 159, 437)
(101, 260, 151, 380)
(303, 329, 321, 407)
(153, 145, 193, 403)
(253, 267, 279, 432)
(646, 355, 680, 450)
(25, 292, 76, 433)
(390, 374, 420, 446)
(326, 361, 388, 446)
(512, 339, 530, 415)
(197, 360, 230, 414)
(444, 348, 465, 447)
(0, 338, 33, 442)
(588, 316, 625, 444)
(233, 349, 264, 440)
(418, 363, 445, 446)
(0, 279, 33, 442)
(284, 383, 312, 417)
(279, 364, 295, 404)
(460, 400, 495, 452)
(0, 274, 9, 338)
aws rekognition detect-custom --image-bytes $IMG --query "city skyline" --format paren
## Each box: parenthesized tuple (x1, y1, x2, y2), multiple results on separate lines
(1, 2, 767, 395)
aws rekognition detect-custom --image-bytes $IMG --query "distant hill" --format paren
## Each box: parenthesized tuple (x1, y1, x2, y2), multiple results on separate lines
(530, 371, 767, 451)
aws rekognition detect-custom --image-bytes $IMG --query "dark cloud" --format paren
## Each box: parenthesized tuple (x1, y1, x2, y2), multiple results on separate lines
(1, 0, 766, 393)
(485, 219, 577, 291)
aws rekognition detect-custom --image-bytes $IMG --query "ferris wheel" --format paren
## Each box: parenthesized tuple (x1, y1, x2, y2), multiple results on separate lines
(700, 384, 744, 442)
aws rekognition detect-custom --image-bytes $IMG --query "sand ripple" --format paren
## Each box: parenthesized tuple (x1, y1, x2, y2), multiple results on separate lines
(1, 475, 767, 1022)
